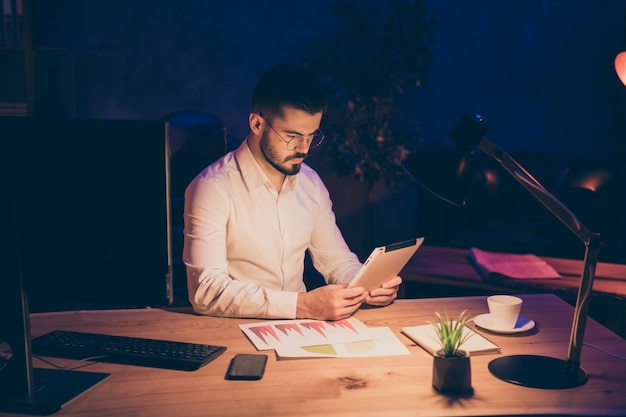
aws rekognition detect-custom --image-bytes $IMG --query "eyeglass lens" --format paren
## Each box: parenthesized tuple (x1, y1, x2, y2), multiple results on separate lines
(288, 132, 324, 150)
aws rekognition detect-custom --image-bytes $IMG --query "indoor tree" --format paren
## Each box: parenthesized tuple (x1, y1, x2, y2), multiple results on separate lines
(304, 0, 438, 191)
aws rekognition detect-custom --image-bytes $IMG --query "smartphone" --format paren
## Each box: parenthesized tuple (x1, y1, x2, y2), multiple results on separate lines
(225, 353, 268, 380)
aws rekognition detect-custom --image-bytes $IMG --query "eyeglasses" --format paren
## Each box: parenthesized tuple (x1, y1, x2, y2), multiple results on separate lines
(261, 115, 325, 150)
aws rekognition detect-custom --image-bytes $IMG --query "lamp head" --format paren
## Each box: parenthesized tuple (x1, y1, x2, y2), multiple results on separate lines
(615, 52, 626, 87)
(449, 113, 489, 152)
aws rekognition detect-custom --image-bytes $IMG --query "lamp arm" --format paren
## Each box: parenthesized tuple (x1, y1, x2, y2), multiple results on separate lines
(475, 136, 602, 375)
(476, 137, 593, 244)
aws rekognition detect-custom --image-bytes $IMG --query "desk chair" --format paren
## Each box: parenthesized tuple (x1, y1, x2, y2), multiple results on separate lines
(160, 111, 237, 300)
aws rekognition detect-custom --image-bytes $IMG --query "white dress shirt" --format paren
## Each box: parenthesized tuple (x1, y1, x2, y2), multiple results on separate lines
(183, 139, 362, 318)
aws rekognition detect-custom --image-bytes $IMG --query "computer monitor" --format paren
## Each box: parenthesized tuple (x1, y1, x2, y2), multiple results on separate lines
(0, 198, 111, 414)
(7, 117, 174, 309)
(0, 117, 173, 413)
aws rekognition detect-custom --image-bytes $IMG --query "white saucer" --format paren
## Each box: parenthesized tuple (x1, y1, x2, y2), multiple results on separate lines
(473, 313, 536, 334)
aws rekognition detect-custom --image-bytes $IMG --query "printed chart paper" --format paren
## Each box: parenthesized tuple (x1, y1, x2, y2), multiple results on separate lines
(239, 317, 377, 351)
(274, 326, 411, 359)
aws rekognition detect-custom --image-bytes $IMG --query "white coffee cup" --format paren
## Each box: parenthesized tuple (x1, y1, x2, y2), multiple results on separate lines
(487, 295, 523, 330)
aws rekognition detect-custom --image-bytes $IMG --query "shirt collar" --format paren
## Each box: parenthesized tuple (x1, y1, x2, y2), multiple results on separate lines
(235, 137, 299, 192)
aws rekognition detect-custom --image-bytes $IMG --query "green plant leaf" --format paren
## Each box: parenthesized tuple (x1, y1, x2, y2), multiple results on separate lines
(430, 307, 473, 357)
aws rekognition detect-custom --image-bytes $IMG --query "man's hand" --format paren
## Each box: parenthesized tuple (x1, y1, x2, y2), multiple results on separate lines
(297, 284, 367, 321)
(365, 276, 402, 306)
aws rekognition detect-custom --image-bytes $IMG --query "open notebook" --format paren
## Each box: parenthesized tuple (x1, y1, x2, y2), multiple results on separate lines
(401, 323, 500, 356)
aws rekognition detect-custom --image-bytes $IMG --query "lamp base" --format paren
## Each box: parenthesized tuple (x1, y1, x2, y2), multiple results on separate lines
(488, 355, 587, 389)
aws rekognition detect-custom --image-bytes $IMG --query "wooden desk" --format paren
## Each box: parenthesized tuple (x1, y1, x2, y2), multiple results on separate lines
(3, 294, 626, 416)
(402, 246, 626, 338)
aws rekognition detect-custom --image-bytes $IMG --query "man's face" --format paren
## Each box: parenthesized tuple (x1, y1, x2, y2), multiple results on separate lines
(259, 108, 323, 176)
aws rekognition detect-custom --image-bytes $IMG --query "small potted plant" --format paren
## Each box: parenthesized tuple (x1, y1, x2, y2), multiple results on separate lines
(431, 308, 473, 393)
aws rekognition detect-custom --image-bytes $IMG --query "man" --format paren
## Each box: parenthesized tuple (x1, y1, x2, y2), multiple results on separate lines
(183, 64, 401, 320)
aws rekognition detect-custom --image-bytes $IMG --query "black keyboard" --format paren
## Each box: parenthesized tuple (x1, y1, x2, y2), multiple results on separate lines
(31, 330, 227, 371)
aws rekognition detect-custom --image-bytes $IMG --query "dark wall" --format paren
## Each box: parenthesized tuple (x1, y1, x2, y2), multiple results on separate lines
(27, 0, 337, 136)
(415, 1, 626, 162)
(4, 0, 626, 258)
(22, 0, 626, 157)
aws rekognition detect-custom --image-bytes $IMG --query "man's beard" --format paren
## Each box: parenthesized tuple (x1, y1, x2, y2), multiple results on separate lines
(260, 130, 307, 176)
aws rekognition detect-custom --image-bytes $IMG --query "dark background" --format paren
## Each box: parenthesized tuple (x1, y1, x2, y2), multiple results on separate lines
(2, 0, 626, 259)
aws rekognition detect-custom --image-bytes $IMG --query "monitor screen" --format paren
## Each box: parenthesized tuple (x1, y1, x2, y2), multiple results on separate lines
(4, 117, 173, 309)
(1, 153, 110, 414)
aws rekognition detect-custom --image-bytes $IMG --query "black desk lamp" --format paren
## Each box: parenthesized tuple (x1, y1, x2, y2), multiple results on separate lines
(402, 113, 602, 389)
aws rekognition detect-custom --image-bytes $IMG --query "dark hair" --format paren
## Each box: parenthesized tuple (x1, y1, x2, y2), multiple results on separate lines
(251, 64, 326, 122)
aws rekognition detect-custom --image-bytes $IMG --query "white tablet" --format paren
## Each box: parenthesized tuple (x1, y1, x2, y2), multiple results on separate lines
(348, 237, 424, 291)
